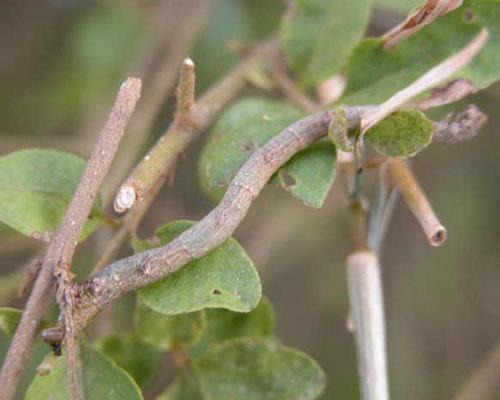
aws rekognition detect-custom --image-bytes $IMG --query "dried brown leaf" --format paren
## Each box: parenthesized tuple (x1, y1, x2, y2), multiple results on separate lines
(381, 0, 463, 50)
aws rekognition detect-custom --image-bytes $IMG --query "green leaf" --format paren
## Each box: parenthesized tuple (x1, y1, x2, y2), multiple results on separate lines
(134, 300, 206, 350)
(137, 221, 261, 315)
(0, 307, 22, 337)
(0, 149, 104, 241)
(0, 307, 50, 338)
(343, 0, 500, 105)
(94, 333, 163, 389)
(156, 368, 204, 400)
(273, 140, 336, 208)
(190, 297, 275, 358)
(196, 338, 326, 400)
(280, 0, 372, 86)
(198, 97, 336, 208)
(366, 109, 434, 158)
(192, 0, 252, 92)
(0, 309, 53, 396)
(25, 345, 143, 400)
(375, 0, 420, 12)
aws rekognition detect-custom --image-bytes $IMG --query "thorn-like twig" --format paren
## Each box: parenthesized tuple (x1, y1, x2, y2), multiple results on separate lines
(175, 58, 196, 130)
(385, 159, 447, 247)
(0, 78, 142, 400)
(114, 59, 197, 214)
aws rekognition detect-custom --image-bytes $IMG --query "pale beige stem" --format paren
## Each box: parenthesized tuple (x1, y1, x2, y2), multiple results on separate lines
(385, 159, 446, 246)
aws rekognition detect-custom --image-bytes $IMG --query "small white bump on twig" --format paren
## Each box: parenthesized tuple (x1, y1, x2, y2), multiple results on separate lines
(114, 185, 137, 213)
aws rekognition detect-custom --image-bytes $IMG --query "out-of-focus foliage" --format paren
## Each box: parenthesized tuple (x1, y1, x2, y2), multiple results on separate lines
(0, 5, 144, 135)
(134, 300, 206, 350)
(280, 0, 371, 86)
(189, 297, 275, 358)
(0, 149, 104, 240)
(193, 0, 284, 91)
(0, 308, 22, 337)
(375, 0, 420, 12)
(94, 333, 163, 389)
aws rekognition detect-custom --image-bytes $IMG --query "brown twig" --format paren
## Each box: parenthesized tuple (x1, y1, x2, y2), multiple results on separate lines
(114, 58, 196, 213)
(385, 159, 446, 246)
(0, 78, 142, 400)
(56, 77, 141, 400)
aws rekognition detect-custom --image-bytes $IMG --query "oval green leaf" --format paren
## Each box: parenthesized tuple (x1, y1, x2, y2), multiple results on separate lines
(190, 297, 275, 358)
(198, 97, 336, 208)
(196, 338, 326, 400)
(366, 109, 433, 158)
(25, 345, 143, 400)
(94, 333, 163, 389)
(156, 368, 204, 400)
(0, 149, 104, 241)
(280, 0, 372, 86)
(134, 300, 206, 350)
(0, 307, 22, 337)
(137, 221, 261, 315)
(273, 140, 336, 208)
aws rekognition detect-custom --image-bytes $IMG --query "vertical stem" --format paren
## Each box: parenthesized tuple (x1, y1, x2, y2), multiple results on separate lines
(367, 166, 399, 256)
(347, 250, 390, 400)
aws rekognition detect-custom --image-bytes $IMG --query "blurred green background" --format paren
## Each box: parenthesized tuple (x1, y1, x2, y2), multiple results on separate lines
(1, 0, 499, 399)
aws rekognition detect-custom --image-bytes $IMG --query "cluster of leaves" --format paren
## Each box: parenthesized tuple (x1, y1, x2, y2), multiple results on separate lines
(2, 0, 500, 398)
(0, 221, 325, 399)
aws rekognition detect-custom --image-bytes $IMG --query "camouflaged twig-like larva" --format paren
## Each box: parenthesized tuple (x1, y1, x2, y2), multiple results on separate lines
(328, 107, 355, 152)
